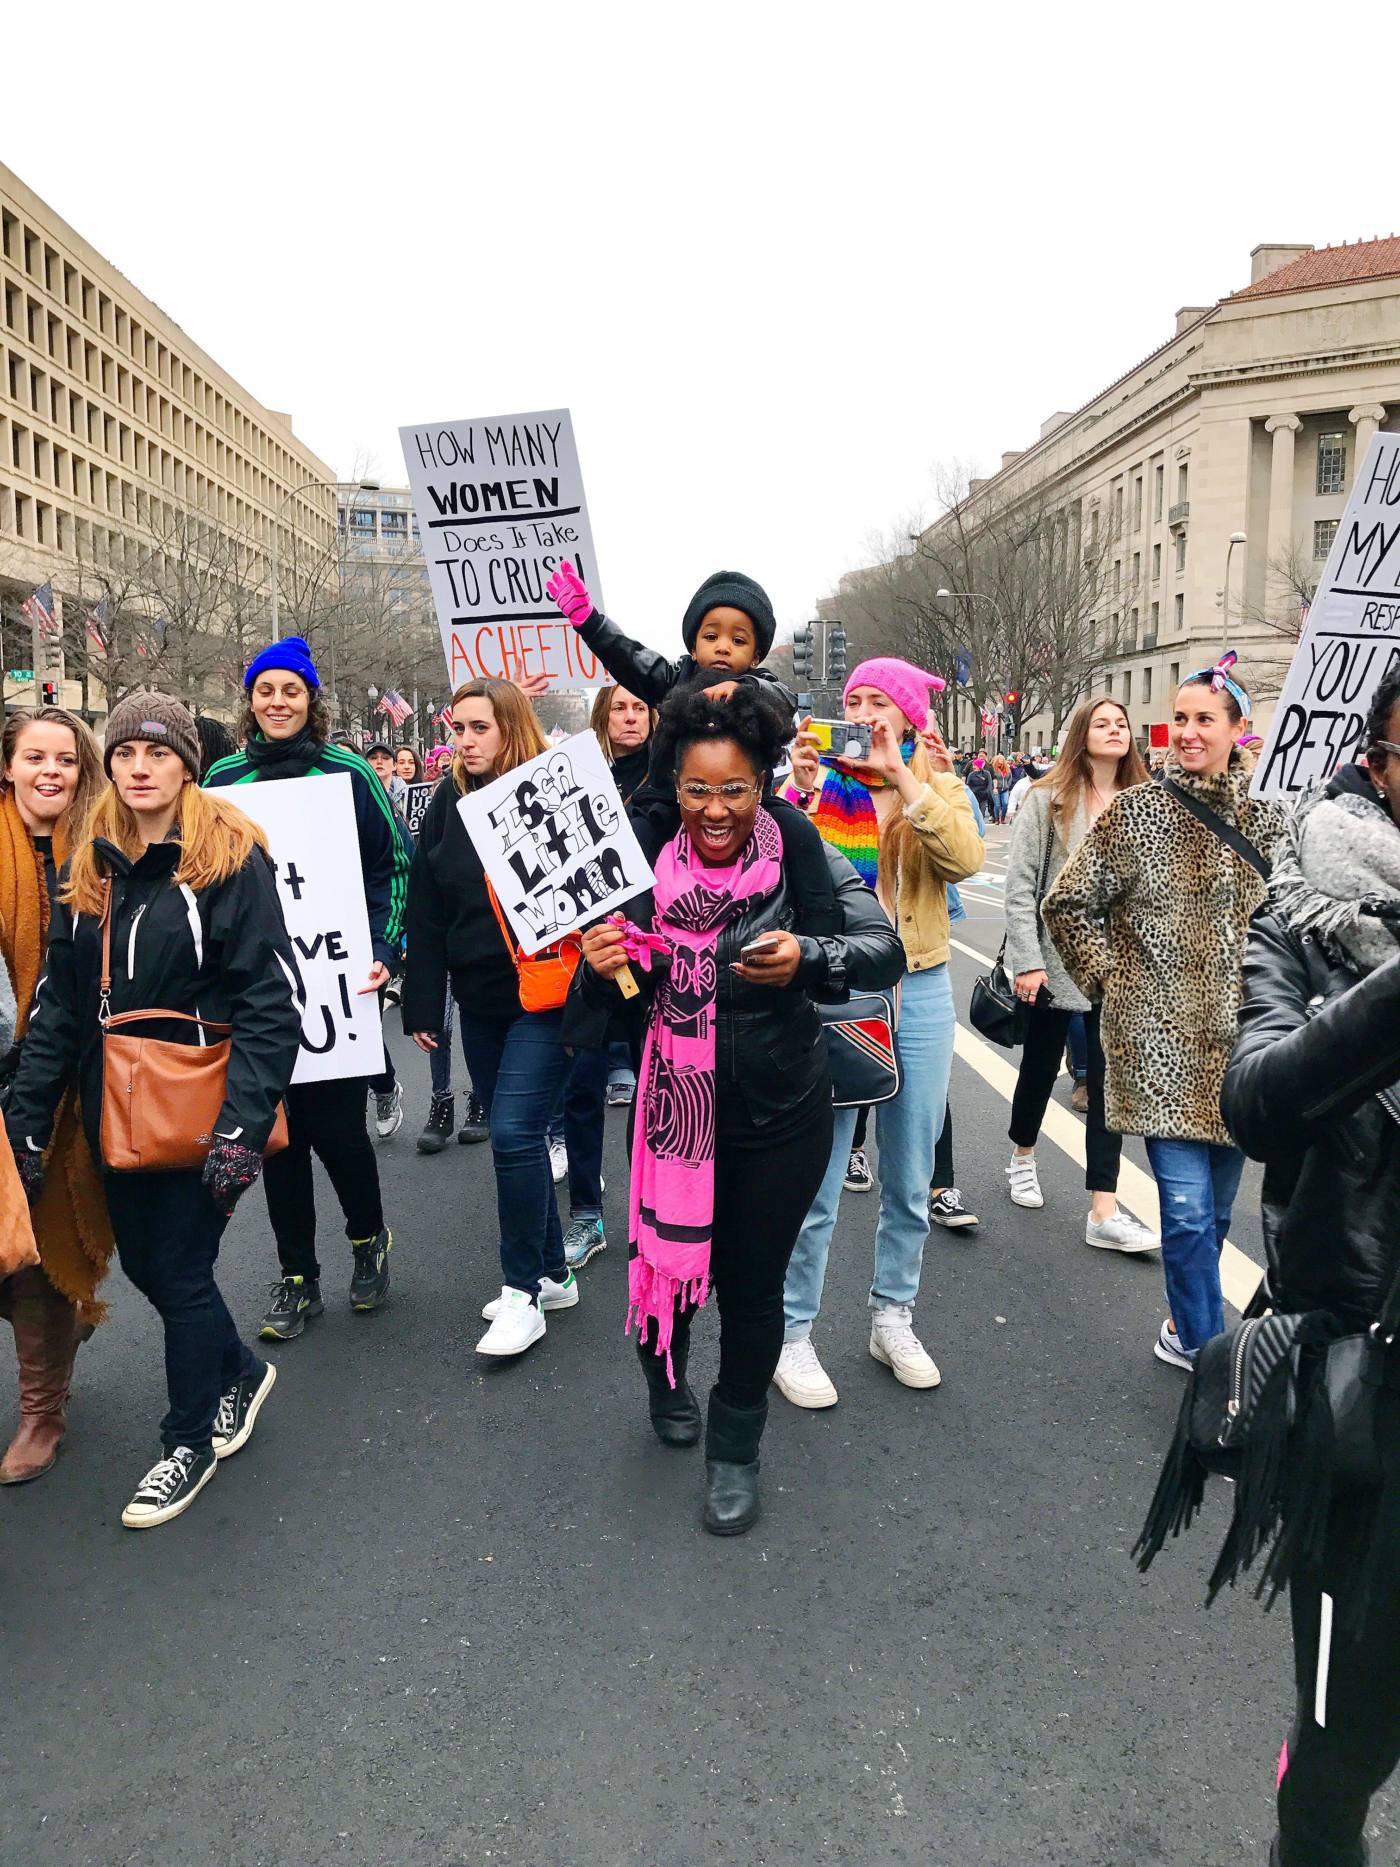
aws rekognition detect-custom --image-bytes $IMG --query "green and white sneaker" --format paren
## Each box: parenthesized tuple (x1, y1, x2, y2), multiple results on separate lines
(482, 1271, 578, 1319)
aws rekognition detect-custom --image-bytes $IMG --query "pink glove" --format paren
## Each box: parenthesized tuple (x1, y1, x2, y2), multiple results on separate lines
(546, 562, 594, 628)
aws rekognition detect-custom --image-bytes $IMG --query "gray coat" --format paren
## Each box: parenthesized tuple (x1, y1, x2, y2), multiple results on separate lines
(1002, 786, 1091, 1013)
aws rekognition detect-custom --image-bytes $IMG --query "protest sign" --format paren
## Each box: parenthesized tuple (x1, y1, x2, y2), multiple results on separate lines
(231, 774, 385, 1083)
(1253, 433, 1400, 798)
(399, 408, 604, 693)
(456, 731, 653, 954)
(403, 781, 436, 839)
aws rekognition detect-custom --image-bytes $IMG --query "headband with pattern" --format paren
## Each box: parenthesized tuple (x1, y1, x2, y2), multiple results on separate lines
(1187, 649, 1251, 719)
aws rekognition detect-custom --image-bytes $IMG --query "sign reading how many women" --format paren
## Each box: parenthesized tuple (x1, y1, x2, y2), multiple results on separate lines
(456, 732, 654, 953)
(399, 408, 604, 692)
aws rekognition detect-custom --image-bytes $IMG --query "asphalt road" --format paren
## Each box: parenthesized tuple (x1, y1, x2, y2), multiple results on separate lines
(4, 824, 1396, 1867)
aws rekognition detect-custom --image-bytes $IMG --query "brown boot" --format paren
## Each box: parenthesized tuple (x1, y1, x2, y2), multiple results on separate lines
(1, 1267, 84, 1484)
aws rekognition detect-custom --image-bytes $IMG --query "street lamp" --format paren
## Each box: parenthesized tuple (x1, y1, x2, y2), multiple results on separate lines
(1222, 531, 1247, 652)
(268, 477, 380, 641)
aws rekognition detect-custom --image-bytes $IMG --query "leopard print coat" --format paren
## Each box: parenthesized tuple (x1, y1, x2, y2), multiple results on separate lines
(1041, 757, 1285, 1143)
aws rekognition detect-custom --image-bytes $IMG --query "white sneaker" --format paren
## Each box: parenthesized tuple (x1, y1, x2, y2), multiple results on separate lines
(373, 1082, 404, 1140)
(547, 1138, 568, 1183)
(773, 1338, 839, 1409)
(1005, 1152, 1044, 1208)
(1085, 1208, 1160, 1254)
(475, 1287, 546, 1357)
(1153, 1317, 1195, 1371)
(869, 1304, 941, 1389)
(482, 1272, 578, 1319)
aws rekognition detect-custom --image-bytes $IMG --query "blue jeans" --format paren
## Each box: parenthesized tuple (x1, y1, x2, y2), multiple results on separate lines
(1066, 1011, 1088, 1083)
(562, 1044, 609, 1223)
(429, 986, 461, 1096)
(457, 1008, 572, 1298)
(1143, 1137, 1245, 1353)
(784, 964, 956, 1336)
(606, 1040, 635, 1095)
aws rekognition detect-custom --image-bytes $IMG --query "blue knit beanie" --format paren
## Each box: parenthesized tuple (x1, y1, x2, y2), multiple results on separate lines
(245, 635, 320, 690)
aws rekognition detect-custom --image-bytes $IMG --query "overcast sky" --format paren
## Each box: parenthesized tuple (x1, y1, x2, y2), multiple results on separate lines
(7, 1, 1398, 656)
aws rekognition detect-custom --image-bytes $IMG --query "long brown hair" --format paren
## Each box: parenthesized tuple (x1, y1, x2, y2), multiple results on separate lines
(876, 735, 941, 902)
(64, 784, 269, 917)
(1033, 695, 1147, 831)
(1, 706, 105, 847)
(449, 680, 549, 795)
(589, 684, 657, 763)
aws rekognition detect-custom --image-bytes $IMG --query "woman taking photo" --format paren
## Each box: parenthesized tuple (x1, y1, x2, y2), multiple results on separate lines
(0, 705, 111, 1483)
(402, 678, 580, 1357)
(204, 637, 409, 1338)
(1001, 695, 1157, 1253)
(774, 657, 984, 1410)
(1213, 663, 1400, 1867)
(577, 685, 903, 1533)
(1043, 656, 1284, 1370)
(6, 695, 301, 1528)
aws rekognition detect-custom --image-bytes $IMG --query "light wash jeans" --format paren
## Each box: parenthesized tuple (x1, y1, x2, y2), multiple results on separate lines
(784, 963, 957, 1337)
(1143, 1136, 1245, 1353)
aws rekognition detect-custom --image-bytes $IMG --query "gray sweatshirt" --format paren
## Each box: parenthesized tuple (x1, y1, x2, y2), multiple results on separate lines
(1001, 786, 1092, 1013)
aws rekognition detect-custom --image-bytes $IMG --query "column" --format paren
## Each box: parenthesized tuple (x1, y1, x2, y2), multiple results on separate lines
(1350, 403, 1388, 478)
(1264, 413, 1302, 584)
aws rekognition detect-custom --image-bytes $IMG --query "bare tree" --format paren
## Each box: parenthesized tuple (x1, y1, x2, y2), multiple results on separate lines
(1234, 541, 1318, 703)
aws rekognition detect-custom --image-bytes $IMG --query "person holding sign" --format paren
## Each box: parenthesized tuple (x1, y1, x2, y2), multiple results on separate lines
(5, 695, 301, 1529)
(204, 639, 408, 1340)
(401, 679, 581, 1357)
(1043, 657, 1285, 1372)
(575, 685, 904, 1535)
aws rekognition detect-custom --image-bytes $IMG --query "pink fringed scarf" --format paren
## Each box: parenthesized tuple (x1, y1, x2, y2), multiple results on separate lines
(627, 808, 783, 1381)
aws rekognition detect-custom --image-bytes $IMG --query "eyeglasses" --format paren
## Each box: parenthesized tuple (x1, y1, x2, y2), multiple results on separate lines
(676, 780, 761, 809)
(1371, 743, 1400, 761)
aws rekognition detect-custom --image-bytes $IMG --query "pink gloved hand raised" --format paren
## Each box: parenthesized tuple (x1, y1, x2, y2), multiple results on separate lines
(546, 562, 595, 628)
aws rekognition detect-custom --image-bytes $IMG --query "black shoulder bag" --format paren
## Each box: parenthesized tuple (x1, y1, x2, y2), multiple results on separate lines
(969, 809, 1055, 1050)
(1157, 776, 1271, 881)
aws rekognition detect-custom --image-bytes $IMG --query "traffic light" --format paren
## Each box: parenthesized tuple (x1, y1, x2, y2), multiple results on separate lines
(828, 625, 848, 682)
(1004, 690, 1018, 705)
(792, 625, 814, 680)
(41, 681, 57, 706)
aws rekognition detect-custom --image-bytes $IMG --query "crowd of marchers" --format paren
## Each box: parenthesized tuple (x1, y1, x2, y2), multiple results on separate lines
(2, 561, 1398, 1866)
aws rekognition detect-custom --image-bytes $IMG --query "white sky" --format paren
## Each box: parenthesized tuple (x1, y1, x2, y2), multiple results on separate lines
(7, 0, 1399, 657)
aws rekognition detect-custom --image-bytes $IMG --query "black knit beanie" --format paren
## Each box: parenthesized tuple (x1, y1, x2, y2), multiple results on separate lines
(681, 571, 776, 659)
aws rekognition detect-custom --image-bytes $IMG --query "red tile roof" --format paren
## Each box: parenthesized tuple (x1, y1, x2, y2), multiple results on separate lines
(1228, 237, 1400, 300)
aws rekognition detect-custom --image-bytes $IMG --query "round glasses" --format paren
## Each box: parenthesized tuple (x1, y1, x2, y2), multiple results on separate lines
(676, 780, 761, 810)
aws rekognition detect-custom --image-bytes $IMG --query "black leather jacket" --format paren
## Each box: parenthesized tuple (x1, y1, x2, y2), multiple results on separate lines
(569, 843, 904, 1129)
(1222, 913, 1400, 1329)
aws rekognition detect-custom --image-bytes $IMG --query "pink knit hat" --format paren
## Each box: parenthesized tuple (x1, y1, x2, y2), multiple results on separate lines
(843, 657, 946, 732)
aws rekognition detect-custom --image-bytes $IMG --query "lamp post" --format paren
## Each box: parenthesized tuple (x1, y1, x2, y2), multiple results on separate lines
(1222, 531, 1247, 652)
(268, 477, 379, 642)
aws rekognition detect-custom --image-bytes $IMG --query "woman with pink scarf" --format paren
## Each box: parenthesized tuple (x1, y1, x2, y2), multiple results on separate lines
(576, 686, 903, 1535)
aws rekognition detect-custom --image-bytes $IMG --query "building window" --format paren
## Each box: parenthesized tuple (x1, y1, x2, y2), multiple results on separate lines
(1176, 462, 1189, 504)
(1113, 484, 1124, 534)
(1152, 542, 1161, 581)
(1143, 666, 1153, 705)
(1154, 463, 1164, 519)
(1105, 674, 1114, 697)
(1132, 552, 1141, 588)
(1174, 593, 1184, 633)
(1133, 476, 1143, 529)
(1123, 671, 1132, 705)
(1175, 533, 1187, 573)
(348, 508, 375, 534)
(1316, 432, 1347, 496)
(381, 511, 407, 536)
(1150, 600, 1160, 636)
(1169, 662, 1179, 690)
(1314, 518, 1338, 560)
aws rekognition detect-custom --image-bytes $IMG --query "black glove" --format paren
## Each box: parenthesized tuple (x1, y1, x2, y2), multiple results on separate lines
(12, 1143, 44, 1206)
(201, 1139, 263, 1215)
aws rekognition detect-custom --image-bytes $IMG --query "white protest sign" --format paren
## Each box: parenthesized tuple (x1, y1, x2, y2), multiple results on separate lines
(232, 774, 386, 1083)
(456, 732, 653, 954)
(1253, 432, 1400, 798)
(399, 408, 604, 693)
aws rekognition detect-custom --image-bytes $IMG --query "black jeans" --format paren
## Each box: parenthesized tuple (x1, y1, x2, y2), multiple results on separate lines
(1009, 1000, 1120, 1193)
(107, 1170, 258, 1455)
(1278, 1493, 1400, 1865)
(262, 1076, 385, 1280)
(563, 1044, 610, 1222)
(367, 983, 398, 1097)
(661, 1091, 834, 1408)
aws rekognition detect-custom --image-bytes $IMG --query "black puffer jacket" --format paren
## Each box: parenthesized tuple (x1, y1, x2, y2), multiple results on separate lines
(5, 837, 303, 1162)
(569, 837, 904, 1128)
(1222, 915, 1400, 1329)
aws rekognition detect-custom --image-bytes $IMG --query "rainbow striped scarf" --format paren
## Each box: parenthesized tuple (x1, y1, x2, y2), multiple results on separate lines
(802, 742, 917, 890)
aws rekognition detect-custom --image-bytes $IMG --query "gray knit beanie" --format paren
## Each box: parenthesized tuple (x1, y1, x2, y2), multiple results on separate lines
(103, 692, 201, 778)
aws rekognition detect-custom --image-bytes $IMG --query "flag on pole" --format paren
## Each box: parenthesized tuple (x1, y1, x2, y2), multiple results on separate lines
(85, 599, 109, 655)
(21, 582, 56, 637)
(435, 701, 454, 730)
(377, 689, 412, 727)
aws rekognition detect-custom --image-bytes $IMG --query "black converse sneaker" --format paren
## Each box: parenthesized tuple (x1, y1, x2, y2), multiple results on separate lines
(349, 1228, 392, 1310)
(121, 1446, 218, 1529)
(258, 1275, 323, 1341)
(211, 1361, 277, 1461)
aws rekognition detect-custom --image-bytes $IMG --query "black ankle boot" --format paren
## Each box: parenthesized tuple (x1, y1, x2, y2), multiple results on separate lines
(637, 1336, 701, 1448)
(702, 1389, 767, 1536)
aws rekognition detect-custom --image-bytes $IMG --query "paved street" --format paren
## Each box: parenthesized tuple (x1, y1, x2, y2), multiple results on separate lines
(4, 827, 1395, 1867)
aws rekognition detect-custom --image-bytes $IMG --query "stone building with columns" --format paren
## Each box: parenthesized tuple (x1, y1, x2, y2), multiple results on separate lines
(849, 237, 1400, 750)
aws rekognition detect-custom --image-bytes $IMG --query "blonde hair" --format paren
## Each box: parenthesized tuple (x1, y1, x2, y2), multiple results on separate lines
(1, 706, 105, 849)
(64, 783, 268, 918)
(449, 680, 548, 794)
(589, 684, 657, 763)
(1033, 695, 1148, 832)
(876, 736, 939, 902)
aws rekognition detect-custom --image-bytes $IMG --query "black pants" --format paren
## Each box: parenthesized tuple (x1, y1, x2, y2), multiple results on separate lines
(107, 1170, 258, 1455)
(367, 982, 398, 1097)
(1008, 1000, 1120, 1193)
(262, 1076, 385, 1280)
(1278, 1493, 1400, 1865)
(661, 1091, 833, 1408)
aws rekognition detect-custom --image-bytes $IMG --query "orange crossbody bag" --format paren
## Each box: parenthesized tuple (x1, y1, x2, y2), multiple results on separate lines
(485, 880, 581, 1014)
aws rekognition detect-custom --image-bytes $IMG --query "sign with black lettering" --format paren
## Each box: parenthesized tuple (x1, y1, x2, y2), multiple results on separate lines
(456, 732, 653, 954)
(399, 408, 604, 692)
(1254, 433, 1400, 798)
(403, 780, 436, 839)
(230, 774, 386, 1083)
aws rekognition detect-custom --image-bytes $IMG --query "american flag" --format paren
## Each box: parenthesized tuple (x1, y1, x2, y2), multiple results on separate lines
(435, 700, 454, 729)
(377, 689, 412, 727)
(21, 582, 56, 637)
(85, 599, 109, 655)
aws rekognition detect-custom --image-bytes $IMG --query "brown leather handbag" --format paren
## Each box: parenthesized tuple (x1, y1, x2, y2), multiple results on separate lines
(98, 882, 289, 1172)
